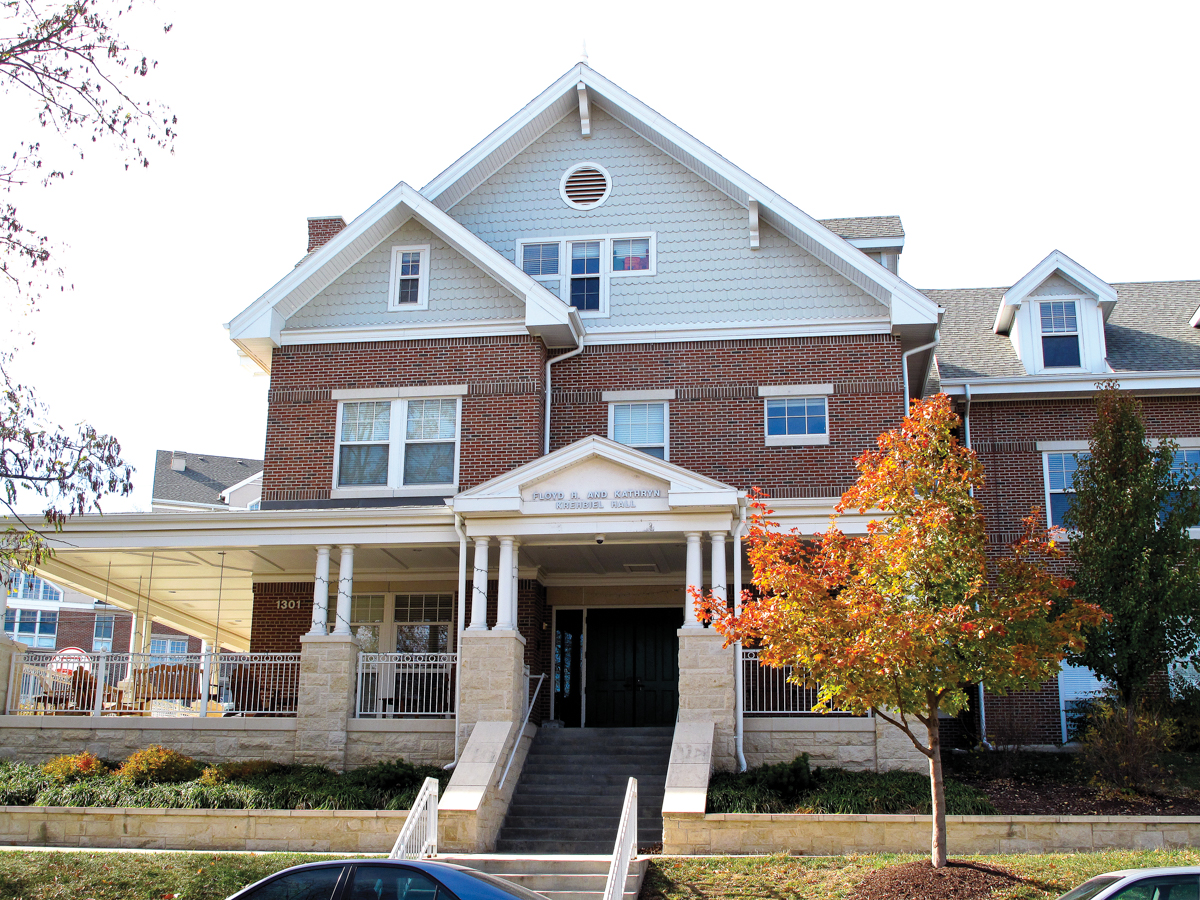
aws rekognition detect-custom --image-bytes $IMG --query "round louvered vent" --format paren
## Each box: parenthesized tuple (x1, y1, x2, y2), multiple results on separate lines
(560, 162, 611, 210)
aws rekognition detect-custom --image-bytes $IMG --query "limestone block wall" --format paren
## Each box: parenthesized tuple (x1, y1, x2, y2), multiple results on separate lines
(874, 713, 932, 773)
(743, 716, 928, 774)
(677, 632, 736, 772)
(664, 812, 1200, 856)
(0, 716, 298, 765)
(295, 634, 358, 769)
(456, 631, 526, 750)
(0, 806, 408, 852)
(440, 720, 534, 853)
(344, 720, 455, 768)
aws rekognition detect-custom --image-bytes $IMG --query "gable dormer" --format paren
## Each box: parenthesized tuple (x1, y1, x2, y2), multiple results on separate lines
(992, 250, 1118, 376)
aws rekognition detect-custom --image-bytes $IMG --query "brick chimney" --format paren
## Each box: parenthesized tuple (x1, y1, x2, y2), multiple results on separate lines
(307, 216, 347, 253)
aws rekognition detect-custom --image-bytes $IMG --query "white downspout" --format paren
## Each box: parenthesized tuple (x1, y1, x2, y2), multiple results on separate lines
(963, 383, 992, 750)
(900, 329, 940, 416)
(447, 510, 469, 769)
(733, 497, 748, 772)
(544, 336, 586, 455)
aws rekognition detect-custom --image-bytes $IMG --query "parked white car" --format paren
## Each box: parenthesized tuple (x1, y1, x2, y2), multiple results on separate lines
(1058, 868, 1199, 900)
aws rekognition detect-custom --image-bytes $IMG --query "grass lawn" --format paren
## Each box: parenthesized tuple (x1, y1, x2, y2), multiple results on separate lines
(1, 849, 1198, 900)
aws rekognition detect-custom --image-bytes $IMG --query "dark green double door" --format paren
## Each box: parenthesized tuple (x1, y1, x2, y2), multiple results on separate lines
(582, 607, 681, 727)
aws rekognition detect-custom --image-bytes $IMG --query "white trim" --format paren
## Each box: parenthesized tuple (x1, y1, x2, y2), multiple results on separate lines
(762, 395, 831, 446)
(332, 385, 468, 401)
(941, 370, 1200, 398)
(845, 236, 905, 250)
(149, 498, 230, 511)
(757, 383, 834, 397)
(219, 470, 264, 503)
(515, 231, 657, 321)
(607, 400, 670, 462)
(559, 161, 612, 210)
(601, 389, 675, 401)
(387, 244, 430, 311)
(580, 318, 893, 345)
(279, 320, 528, 345)
(995, 250, 1118, 335)
(332, 396, 461, 496)
(1036, 440, 1090, 452)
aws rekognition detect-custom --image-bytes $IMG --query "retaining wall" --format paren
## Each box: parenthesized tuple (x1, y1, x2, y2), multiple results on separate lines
(664, 812, 1200, 855)
(0, 806, 406, 852)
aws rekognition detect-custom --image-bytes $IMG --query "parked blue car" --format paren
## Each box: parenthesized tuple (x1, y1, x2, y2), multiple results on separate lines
(226, 859, 546, 900)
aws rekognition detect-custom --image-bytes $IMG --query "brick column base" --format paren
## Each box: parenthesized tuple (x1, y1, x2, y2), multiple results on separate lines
(677, 630, 736, 773)
(295, 634, 358, 770)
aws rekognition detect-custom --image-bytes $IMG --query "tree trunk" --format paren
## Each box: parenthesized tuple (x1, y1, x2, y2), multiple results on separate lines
(927, 712, 948, 868)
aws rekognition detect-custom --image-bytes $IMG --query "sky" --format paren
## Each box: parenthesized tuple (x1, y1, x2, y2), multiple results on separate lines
(5, 0, 1199, 513)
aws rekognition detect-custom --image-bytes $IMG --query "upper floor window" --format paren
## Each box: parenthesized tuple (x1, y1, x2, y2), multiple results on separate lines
(6, 572, 62, 602)
(516, 233, 656, 318)
(93, 614, 115, 653)
(335, 398, 459, 494)
(4, 608, 57, 648)
(388, 244, 430, 311)
(765, 397, 828, 446)
(610, 402, 668, 460)
(1040, 301, 1081, 368)
(1045, 451, 1087, 528)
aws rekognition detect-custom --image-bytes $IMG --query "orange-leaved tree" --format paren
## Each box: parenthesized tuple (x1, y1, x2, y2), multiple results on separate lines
(700, 394, 1106, 868)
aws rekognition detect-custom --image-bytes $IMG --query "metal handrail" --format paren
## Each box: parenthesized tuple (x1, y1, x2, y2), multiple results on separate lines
(389, 776, 439, 860)
(603, 777, 638, 900)
(497, 672, 544, 791)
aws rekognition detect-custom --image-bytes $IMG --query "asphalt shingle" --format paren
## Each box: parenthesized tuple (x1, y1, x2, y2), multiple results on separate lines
(818, 216, 905, 241)
(152, 451, 263, 507)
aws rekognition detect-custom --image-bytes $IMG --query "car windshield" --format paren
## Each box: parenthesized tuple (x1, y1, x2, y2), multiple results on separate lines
(455, 869, 548, 900)
(1058, 876, 1123, 900)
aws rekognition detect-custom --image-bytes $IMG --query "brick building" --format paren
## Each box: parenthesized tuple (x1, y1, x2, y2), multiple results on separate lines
(11, 63, 1198, 780)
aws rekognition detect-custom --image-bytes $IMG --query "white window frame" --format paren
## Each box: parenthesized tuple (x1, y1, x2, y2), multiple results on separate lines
(332, 393, 463, 499)
(149, 636, 189, 659)
(4, 607, 58, 648)
(758, 384, 833, 446)
(514, 232, 657, 319)
(608, 401, 669, 461)
(1041, 444, 1090, 531)
(92, 614, 115, 653)
(388, 244, 431, 311)
(1033, 296, 1086, 373)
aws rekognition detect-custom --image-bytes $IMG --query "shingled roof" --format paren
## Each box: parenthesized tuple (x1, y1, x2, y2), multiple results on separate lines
(818, 216, 905, 241)
(152, 451, 264, 507)
(927, 281, 1200, 380)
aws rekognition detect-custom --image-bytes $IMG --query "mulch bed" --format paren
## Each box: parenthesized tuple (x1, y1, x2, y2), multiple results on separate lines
(851, 860, 1024, 900)
(958, 776, 1200, 816)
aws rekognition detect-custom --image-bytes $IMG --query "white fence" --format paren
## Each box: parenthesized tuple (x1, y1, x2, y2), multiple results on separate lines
(8, 650, 300, 717)
(742, 648, 859, 716)
(389, 776, 439, 860)
(355, 653, 457, 718)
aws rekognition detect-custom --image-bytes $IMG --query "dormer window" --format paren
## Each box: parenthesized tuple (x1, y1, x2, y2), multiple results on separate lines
(1039, 301, 1081, 368)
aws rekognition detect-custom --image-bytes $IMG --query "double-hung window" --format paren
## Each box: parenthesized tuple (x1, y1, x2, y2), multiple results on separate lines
(93, 615, 115, 653)
(333, 394, 461, 495)
(759, 385, 833, 446)
(610, 402, 668, 459)
(4, 609, 57, 648)
(149, 637, 188, 663)
(1039, 300, 1082, 368)
(388, 244, 430, 310)
(394, 593, 454, 653)
(517, 233, 656, 317)
(1168, 449, 1200, 530)
(1045, 451, 1087, 528)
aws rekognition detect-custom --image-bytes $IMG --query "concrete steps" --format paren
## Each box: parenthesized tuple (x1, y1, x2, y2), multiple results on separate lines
(440, 854, 647, 900)
(494, 726, 672, 855)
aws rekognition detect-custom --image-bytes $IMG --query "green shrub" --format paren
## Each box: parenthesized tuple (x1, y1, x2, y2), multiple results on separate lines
(1165, 674, 1200, 752)
(1082, 697, 1177, 789)
(752, 753, 815, 800)
(116, 746, 203, 785)
(199, 760, 283, 786)
(41, 752, 108, 784)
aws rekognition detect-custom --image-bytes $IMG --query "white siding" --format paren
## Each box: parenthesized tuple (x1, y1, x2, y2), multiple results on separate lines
(447, 108, 887, 331)
(285, 219, 524, 330)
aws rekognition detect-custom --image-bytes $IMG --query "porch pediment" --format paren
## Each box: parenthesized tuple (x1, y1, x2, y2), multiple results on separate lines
(451, 436, 740, 515)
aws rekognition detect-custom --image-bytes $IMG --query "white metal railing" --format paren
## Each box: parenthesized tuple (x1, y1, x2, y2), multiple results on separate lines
(390, 776, 439, 860)
(741, 648, 860, 716)
(603, 777, 638, 900)
(356, 653, 457, 718)
(7, 650, 300, 717)
(498, 672, 545, 791)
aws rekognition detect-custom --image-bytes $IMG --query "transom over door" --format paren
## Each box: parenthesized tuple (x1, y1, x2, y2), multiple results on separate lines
(584, 607, 681, 727)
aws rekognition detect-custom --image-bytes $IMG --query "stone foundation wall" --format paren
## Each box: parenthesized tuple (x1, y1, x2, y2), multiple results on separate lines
(743, 716, 927, 774)
(0, 806, 407, 852)
(665, 812, 1200, 855)
(344, 720, 455, 768)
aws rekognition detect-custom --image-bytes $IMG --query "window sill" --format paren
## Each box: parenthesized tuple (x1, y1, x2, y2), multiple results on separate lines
(765, 434, 830, 447)
(331, 486, 457, 500)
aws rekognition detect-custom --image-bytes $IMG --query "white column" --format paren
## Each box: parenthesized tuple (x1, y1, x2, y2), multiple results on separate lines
(683, 531, 704, 629)
(468, 538, 490, 631)
(309, 546, 331, 635)
(511, 541, 521, 630)
(710, 531, 727, 610)
(496, 536, 515, 631)
(333, 545, 355, 636)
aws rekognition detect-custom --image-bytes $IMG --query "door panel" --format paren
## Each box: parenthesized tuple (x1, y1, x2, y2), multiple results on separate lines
(554, 610, 583, 728)
(585, 607, 681, 727)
